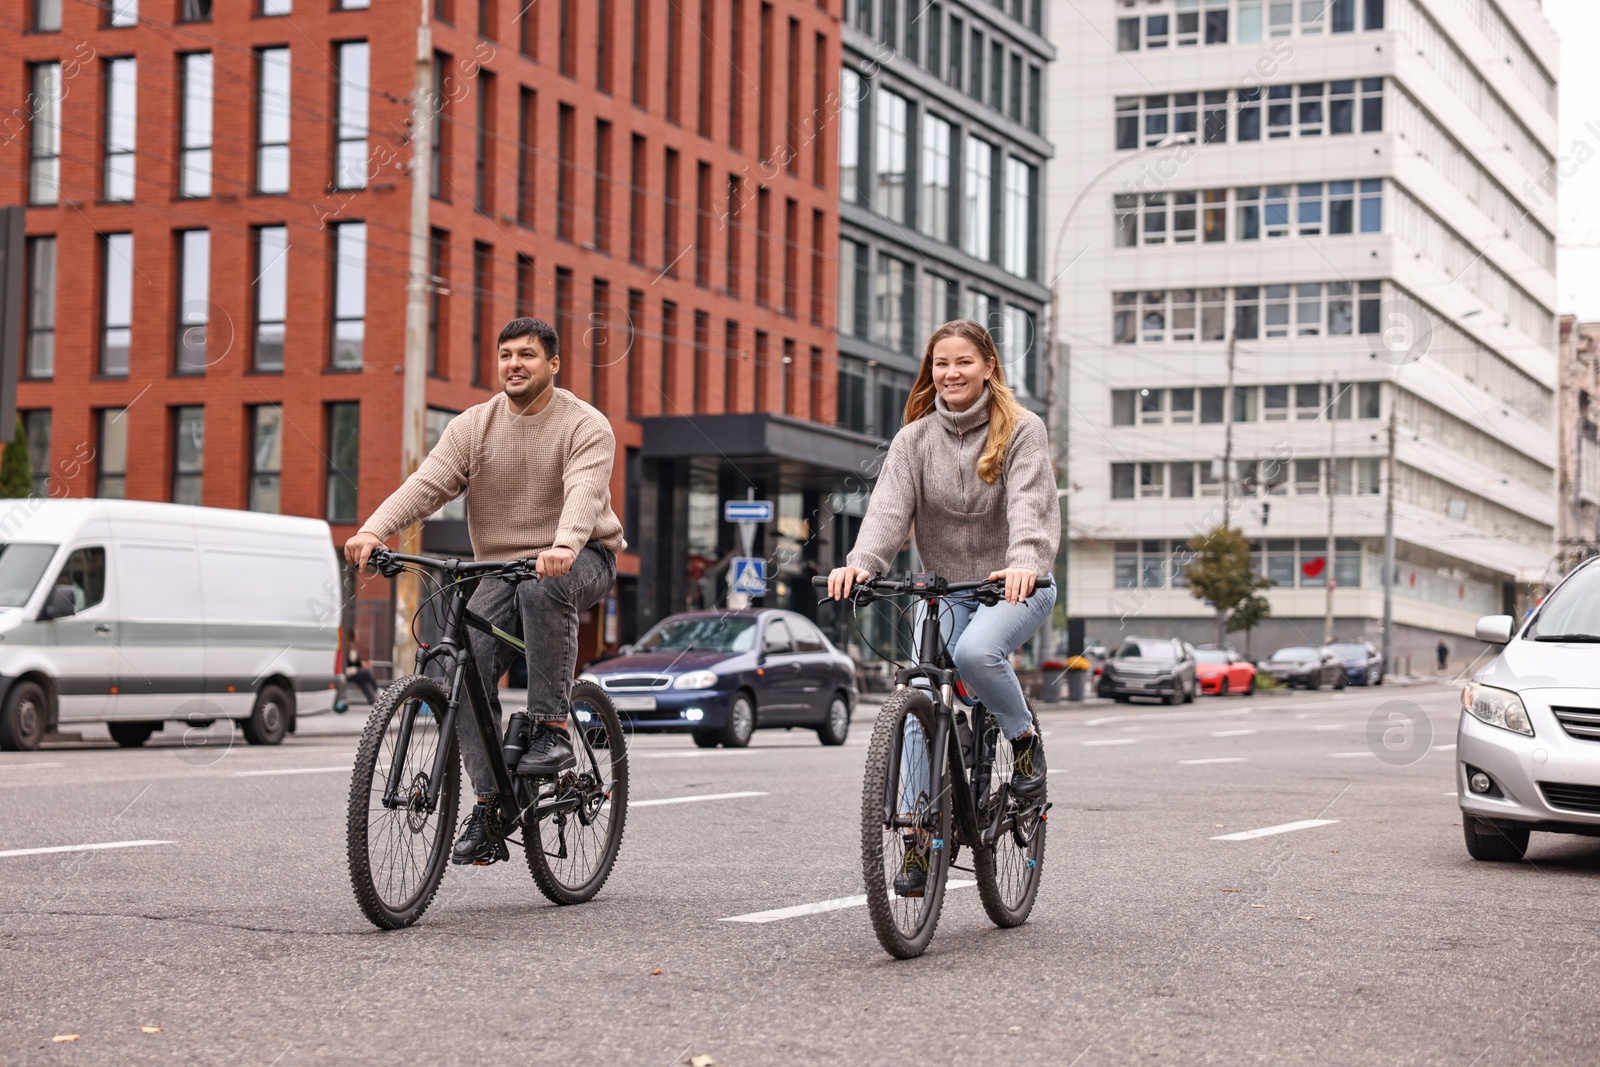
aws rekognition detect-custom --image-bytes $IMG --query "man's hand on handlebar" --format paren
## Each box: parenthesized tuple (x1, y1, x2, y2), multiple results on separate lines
(825, 566, 874, 602)
(345, 530, 385, 571)
(536, 546, 576, 579)
(986, 568, 1038, 606)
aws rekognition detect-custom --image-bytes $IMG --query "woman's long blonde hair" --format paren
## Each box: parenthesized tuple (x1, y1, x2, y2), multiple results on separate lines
(903, 319, 1026, 484)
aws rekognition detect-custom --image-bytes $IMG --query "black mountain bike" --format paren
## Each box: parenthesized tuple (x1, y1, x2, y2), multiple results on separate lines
(346, 548, 628, 930)
(817, 571, 1053, 959)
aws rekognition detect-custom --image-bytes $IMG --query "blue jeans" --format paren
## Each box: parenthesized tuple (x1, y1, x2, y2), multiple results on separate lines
(897, 584, 1056, 813)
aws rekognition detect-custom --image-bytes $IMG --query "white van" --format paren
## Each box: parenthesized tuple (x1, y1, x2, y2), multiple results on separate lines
(0, 499, 342, 750)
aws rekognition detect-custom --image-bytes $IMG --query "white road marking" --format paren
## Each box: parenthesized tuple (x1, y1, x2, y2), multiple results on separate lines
(0, 839, 173, 859)
(0, 762, 64, 770)
(1443, 791, 1458, 796)
(631, 750, 754, 760)
(1310, 724, 1346, 731)
(1212, 819, 1339, 842)
(1082, 738, 1135, 747)
(1179, 757, 1249, 765)
(1432, 744, 1457, 751)
(234, 766, 350, 777)
(722, 880, 977, 924)
(1210, 729, 1256, 737)
(630, 791, 767, 808)
(1327, 751, 1375, 758)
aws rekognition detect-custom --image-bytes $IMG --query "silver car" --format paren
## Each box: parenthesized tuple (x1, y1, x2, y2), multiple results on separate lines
(1459, 557, 1600, 861)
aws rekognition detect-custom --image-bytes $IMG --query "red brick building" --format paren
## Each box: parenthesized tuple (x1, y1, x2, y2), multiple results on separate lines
(5, 0, 870, 660)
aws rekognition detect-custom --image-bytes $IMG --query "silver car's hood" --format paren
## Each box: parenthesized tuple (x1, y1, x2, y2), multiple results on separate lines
(1478, 638, 1600, 692)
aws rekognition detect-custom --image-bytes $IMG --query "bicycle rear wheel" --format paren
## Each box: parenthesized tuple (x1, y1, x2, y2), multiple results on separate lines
(972, 701, 1047, 928)
(861, 687, 951, 959)
(523, 681, 629, 904)
(346, 675, 460, 930)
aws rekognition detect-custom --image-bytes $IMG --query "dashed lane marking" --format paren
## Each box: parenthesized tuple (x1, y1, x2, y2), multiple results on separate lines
(0, 839, 174, 859)
(722, 880, 977, 923)
(1212, 819, 1339, 842)
(1179, 757, 1249, 765)
(1210, 729, 1256, 737)
(630, 791, 767, 808)
(1328, 751, 1375, 758)
(1082, 738, 1136, 747)
(234, 767, 350, 777)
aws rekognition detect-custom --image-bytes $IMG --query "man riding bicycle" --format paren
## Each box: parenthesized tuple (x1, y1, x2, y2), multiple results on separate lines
(345, 317, 625, 866)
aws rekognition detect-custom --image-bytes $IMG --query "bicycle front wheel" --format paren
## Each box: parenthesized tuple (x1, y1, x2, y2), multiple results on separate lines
(346, 675, 460, 930)
(972, 701, 1047, 928)
(861, 687, 951, 959)
(524, 681, 629, 904)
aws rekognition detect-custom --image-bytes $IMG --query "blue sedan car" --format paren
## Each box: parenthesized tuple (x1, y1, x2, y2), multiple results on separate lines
(580, 609, 857, 748)
(1322, 640, 1385, 686)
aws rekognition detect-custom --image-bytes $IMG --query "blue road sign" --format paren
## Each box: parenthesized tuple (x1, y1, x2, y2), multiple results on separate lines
(724, 500, 774, 523)
(730, 557, 767, 595)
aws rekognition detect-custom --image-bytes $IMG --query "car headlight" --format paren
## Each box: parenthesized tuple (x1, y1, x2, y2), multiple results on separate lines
(1462, 682, 1533, 736)
(673, 670, 719, 690)
(578, 672, 600, 686)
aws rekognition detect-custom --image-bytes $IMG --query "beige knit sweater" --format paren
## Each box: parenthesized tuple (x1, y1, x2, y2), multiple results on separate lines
(360, 389, 626, 562)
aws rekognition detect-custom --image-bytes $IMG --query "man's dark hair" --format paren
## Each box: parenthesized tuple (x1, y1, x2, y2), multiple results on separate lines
(497, 316, 559, 359)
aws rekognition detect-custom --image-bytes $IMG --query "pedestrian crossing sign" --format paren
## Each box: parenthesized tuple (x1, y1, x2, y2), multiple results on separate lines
(731, 557, 767, 596)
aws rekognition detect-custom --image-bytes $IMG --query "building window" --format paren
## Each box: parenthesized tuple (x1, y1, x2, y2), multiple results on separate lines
(248, 406, 282, 513)
(873, 253, 911, 356)
(109, 0, 136, 28)
(256, 48, 291, 194)
(97, 409, 128, 498)
(518, 87, 537, 226)
(840, 67, 862, 204)
(332, 222, 366, 369)
(475, 70, 496, 214)
(180, 0, 210, 13)
(34, 0, 62, 31)
(472, 241, 493, 386)
(428, 228, 448, 375)
(338, 0, 368, 8)
(425, 409, 466, 519)
(101, 233, 133, 377)
(1002, 304, 1036, 398)
(254, 226, 288, 372)
(557, 105, 576, 240)
(920, 271, 952, 344)
(262, 0, 291, 14)
(838, 356, 867, 433)
(695, 162, 712, 286)
(629, 134, 647, 265)
(874, 89, 909, 223)
(171, 406, 204, 506)
(839, 239, 866, 338)
(1002, 157, 1035, 278)
(920, 113, 952, 242)
(431, 51, 450, 198)
(179, 54, 214, 197)
(963, 135, 994, 261)
(1115, 281, 1383, 343)
(516, 253, 535, 317)
(24, 236, 55, 379)
(626, 289, 644, 419)
(336, 41, 369, 189)
(22, 411, 51, 497)
(104, 58, 137, 201)
(663, 148, 681, 276)
(632, 0, 649, 106)
(175, 229, 210, 374)
(29, 64, 61, 205)
(326, 403, 360, 523)
(660, 300, 678, 414)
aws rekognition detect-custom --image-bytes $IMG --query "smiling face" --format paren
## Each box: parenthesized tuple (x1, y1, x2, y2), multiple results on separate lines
(930, 334, 994, 411)
(498, 333, 558, 403)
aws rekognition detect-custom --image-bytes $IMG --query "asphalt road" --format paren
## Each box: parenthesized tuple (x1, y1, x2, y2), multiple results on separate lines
(3, 681, 1599, 1066)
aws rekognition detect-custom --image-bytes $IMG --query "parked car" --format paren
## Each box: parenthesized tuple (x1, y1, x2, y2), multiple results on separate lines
(580, 609, 857, 748)
(1322, 640, 1384, 686)
(1458, 556, 1600, 861)
(1260, 646, 1347, 689)
(0, 500, 342, 752)
(1096, 637, 1198, 704)
(1193, 646, 1256, 696)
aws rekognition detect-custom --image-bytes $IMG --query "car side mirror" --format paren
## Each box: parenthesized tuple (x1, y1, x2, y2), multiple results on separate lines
(1475, 615, 1514, 644)
(39, 586, 77, 621)
(618, 644, 633, 656)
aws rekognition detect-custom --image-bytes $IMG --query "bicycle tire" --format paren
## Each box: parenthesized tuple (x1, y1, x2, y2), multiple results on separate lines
(524, 681, 629, 905)
(347, 675, 460, 930)
(972, 701, 1047, 929)
(861, 687, 951, 960)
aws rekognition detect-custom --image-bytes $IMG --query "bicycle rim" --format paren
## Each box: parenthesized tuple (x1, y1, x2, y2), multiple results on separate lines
(861, 688, 950, 959)
(524, 681, 629, 904)
(973, 705, 1047, 928)
(347, 675, 459, 930)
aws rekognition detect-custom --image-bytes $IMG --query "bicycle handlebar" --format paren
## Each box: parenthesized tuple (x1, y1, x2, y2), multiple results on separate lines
(367, 546, 538, 581)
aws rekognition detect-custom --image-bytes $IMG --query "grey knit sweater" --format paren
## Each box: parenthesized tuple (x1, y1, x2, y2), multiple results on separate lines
(846, 388, 1060, 583)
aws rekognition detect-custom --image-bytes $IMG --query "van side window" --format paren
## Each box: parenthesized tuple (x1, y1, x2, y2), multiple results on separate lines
(54, 547, 106, 612)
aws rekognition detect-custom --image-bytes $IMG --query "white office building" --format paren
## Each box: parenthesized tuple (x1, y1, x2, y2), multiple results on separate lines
(1045, 0, 1559, 664)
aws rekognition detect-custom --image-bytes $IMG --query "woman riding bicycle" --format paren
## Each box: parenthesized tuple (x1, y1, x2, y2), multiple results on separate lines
(827, 319, 1059, 895)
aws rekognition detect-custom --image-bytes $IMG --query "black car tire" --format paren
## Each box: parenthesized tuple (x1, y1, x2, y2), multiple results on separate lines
(1113, 693, 1131, 704)
(0, 680, 48, 751)
(242, 684, 291, 746)
(1218, 678, 1229, 697)
(1463, 815, 1529, 862)
(108, 721, 160, 748)
(817, 694, 850, 746)
(1183, 680, 1196, 703)
(720, 693, 755, 748)
(1307, 673, 1320, 691)
(1244, 675, 1255, 696)
(1335, 671, 1348, 690)
(691, 729, 720, 748)
(1374, 671, 1384, 686)
(1164, 687, 1181, 706)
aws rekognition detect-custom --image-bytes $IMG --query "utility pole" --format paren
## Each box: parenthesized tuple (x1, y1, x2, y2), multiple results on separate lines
(1381, 406, 1397, 678)
(1325, 374, 1338, 644)
(394, 7, 434, 673)
(1221, 333, 1236, 521)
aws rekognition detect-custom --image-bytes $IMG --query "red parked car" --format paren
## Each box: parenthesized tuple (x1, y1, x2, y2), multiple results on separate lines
(1194, 647, 1256, 696)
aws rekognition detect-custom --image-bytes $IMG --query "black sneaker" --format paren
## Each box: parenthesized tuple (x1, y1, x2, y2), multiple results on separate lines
(451, 802, 506, 865)
(892, 835, 929, 898)
(516, 724, 576, 777)
(1010, 734, 1047, 797)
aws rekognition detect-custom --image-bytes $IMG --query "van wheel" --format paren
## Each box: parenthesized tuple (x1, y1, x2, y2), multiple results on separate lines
(0, 681, 48, 751)
(108, 721, 159, 748)
(243, 684, 291, 746)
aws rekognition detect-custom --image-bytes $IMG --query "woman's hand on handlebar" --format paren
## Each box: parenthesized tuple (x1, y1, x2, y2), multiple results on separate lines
(344, 530, 385, 570)
(986, 567, 1038, 606)
(826, 566, 874, 602)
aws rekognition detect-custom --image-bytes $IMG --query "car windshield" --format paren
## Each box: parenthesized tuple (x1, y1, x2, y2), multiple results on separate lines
(0, 543, 58, 607)
(633, 616, 757, 653)
(1193, 649, 1231, 664)
(1115, 640, 1175, 661)
(1324, 643, 1367, 658)
(1270, 647, 1319, 663)
(1526, 564, 1600, 641)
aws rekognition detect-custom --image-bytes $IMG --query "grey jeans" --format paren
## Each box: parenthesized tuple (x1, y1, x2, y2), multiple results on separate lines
(462, 541, 616, 797)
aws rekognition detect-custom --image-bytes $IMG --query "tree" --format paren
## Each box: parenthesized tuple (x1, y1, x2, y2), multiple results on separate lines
(1183, 525, 1274, 646)
(0, 417, 32, 499)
